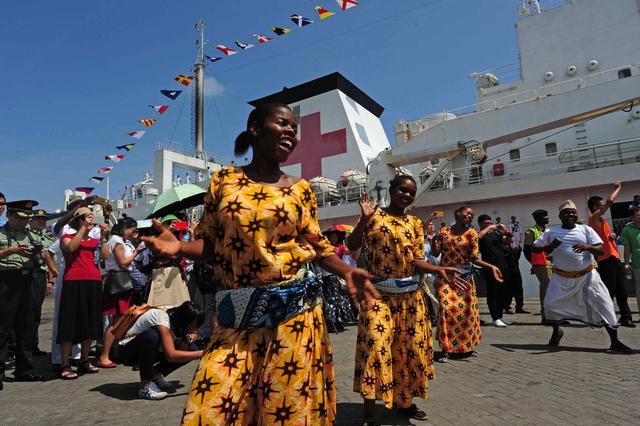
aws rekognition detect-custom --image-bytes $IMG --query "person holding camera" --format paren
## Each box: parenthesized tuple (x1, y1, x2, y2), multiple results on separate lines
(0, 200, 47, 389)
(58, 207, 110, 379)
(98, 217, 143, 369)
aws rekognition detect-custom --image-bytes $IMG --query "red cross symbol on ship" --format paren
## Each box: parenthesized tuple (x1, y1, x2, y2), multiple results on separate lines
(282, 112, 347, 179)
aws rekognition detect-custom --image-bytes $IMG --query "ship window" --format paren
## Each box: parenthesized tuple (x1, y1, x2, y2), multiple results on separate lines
(509, 149, 521, 161)
(618, 68, 632, 79)
(545, 142, 557, 156)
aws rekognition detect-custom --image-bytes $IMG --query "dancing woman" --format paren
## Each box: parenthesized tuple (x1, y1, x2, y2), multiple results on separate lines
(348, 175, 467, 424)
(143, 103, 378, 425)
(432, 206, 502, 362)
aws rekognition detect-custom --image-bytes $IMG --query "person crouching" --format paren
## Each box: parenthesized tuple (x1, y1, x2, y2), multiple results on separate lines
(116, 301, 204, 400)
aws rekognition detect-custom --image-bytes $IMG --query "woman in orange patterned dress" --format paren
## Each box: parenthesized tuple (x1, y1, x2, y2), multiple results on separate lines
(432, 206, 502, 362)
(143, 103, 379, 425)
(348, 175, 467, 425)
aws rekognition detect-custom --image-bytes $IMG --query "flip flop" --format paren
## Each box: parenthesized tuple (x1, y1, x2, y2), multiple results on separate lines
(96, 361, 118, 369)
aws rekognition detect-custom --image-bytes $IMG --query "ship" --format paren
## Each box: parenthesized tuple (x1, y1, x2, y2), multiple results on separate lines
(101, 0, 639, 296)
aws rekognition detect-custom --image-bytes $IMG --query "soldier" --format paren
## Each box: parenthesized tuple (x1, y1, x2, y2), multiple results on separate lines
(0, 200, 46, 390)
(29, 209, 58, 355)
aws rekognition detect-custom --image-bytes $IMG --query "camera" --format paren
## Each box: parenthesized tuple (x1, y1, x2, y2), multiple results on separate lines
(30, 243, 45, 268)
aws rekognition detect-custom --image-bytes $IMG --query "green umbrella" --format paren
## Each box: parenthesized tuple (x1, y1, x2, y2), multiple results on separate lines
(149, 184, 206, 219)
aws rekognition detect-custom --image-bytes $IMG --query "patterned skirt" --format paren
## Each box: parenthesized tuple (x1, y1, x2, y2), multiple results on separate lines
(182, 304, 335, 425)
(436, 277, 482, 354)
(321, 275, 357, 332)
(353, 290, 435, 409)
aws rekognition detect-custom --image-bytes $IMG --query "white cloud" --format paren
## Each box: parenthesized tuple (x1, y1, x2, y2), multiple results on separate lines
(204, 76, 225, 97)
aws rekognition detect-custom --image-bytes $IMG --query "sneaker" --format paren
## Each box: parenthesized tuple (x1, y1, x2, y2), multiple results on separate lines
(492, 319, 508, 327)
(153, 373, 174, 390)
(501, 318, 513, 325)
(138, 382, 168, 400)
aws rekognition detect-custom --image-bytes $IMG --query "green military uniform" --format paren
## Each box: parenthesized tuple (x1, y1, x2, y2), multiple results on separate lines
(0, 200, 44, 384)
(29, 209, 56, 354)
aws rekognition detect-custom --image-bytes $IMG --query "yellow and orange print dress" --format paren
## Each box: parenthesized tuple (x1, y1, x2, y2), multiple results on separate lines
(353, 206, 435, 409)
(436, 227, 482, 354)
(182, 166, 336, 425)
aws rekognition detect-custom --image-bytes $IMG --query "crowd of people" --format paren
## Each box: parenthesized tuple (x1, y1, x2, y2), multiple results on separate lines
(0, 193, 204, 397)
(1, 104, 639, 425)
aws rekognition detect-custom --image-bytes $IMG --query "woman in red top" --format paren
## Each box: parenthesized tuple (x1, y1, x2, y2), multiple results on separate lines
(58, 207, 109, 379)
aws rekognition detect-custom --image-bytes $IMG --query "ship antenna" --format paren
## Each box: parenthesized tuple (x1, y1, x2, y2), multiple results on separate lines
(193, 20, 208, 159)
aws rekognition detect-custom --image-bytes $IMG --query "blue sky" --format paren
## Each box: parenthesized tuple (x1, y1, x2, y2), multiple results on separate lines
(0, 0, 519, 211)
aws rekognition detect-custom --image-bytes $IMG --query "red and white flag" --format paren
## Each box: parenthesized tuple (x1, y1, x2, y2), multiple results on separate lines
(253, 34, 273, 44)
(336, 0, 359, 10)
(216, 44, 238, 56)
(127, 130, 146, 139)
(98, 167, 113, 174)
(149, 105, 169, 115)
(105, 155, 125, 163)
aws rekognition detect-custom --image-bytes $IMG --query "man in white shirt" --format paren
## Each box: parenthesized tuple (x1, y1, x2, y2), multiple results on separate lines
(533, 200, 632, 353)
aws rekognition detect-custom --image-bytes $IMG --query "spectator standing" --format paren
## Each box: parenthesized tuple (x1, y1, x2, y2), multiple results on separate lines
(622, 207, 640, 315)
(503, 233, 528, 313)
(116, 301, 205, 400)
(58, 207, 110, 379)
(588, 182, 634, 327)
(523, 209, 553, 324)
(0, 200, 47, 388)
(28, 209, 58, 355)
(146, 215, 190, 308)
(98, 217, 143, 369)
(629, 195, 640, 213)
(478, 214, 510, 326)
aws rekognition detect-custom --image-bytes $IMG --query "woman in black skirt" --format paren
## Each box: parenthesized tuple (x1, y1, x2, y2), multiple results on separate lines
(58, 207, 110, 379)
(320, 228, 358, 332)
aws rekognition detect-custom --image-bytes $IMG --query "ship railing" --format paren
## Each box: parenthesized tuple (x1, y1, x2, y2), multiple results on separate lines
(315, 183, 367, 208)
(155, 140, 243, 166)
(438, 137, 640, 189)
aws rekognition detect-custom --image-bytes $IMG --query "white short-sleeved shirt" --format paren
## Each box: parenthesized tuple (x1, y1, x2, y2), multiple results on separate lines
(106, 235, 134, 271)
(119, 309, 171, 345)
(534, 224, 603, 271)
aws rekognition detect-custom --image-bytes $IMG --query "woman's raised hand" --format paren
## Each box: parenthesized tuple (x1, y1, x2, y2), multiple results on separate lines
(141, 219, 181, 257)
(359, 192, 375, 219)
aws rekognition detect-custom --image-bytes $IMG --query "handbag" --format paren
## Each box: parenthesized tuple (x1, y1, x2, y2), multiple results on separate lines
(104, 270, 134, 296)
(112, 304, 151, 340)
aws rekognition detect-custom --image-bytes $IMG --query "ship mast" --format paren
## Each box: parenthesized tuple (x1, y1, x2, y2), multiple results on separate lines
(194, 20, 207, 160)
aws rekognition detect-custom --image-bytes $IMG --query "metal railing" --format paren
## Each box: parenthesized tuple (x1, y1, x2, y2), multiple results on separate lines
(315, 183, 367, 208)
(441, 137, 640, 189)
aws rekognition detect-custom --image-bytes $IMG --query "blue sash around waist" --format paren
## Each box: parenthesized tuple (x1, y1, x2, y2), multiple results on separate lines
(215, 269, 322, 330)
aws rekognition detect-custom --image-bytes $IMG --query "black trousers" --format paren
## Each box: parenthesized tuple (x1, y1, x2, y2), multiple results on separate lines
(597, 257, 632, 320)
(484, 268, 508, 321)
(117, 328, 187, 381)
(505, 271, 524, 310)
(32, 271, 47, 350)
(0, 270, 35, 380)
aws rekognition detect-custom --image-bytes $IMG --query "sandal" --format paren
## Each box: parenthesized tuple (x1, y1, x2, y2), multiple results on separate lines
(78, 360, 100, 374)
(60, 364, 78, 380)
(399, 404, 428, 421)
